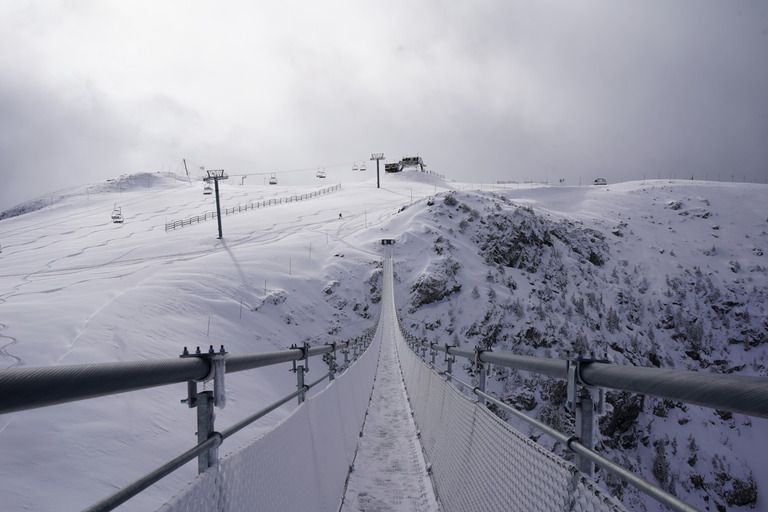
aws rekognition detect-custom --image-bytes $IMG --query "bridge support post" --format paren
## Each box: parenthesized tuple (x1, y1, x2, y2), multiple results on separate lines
(326, 343, 337, 382)
(445, 345, 455, 383)
(475, 349, 489, 406)
(180, 345, 227, 474)
(196, 391, 217, 473)
(566, 355, 603, 475)
(290, 342, 310, 404)
(575, 395, 594, 475)
(296, 365, 307, 404)
(478, 365, 487, 406)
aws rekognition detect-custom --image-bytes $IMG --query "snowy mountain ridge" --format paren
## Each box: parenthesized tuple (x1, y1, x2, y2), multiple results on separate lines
(389, 181, 768, 511)
(0, 172, 766, 511)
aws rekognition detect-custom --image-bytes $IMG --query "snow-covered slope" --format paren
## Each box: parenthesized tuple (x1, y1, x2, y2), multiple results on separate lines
(390, 181, 768, 511)
(1, 172, 766, 511)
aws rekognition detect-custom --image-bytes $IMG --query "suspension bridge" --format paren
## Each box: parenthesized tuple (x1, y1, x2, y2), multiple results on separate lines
(2, 253, 767, 511)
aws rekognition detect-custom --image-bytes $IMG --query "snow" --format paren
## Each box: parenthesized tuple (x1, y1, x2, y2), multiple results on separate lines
(1, 171, 767, 511)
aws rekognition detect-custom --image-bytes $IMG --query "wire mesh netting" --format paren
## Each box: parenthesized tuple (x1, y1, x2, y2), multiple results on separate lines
(395, 322, 626, 512)
(159, 332, 381, 512)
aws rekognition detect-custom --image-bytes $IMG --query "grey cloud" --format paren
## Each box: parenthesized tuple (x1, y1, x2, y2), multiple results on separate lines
(1, 0, 767, 213)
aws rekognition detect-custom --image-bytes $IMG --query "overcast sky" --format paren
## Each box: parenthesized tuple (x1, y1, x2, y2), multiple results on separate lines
(1, 0, 767, 212)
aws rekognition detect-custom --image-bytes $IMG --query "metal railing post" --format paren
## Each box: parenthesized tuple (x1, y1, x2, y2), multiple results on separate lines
(326, 343, 337, 382)
(296, 365, 306, 404)
(289, 342, 309, 404)
(196, 391, 216, 473)
(566, 355, 604, 475)
(575, 395, 594, 475)
(478, 364, 487, 405)
(445, 344, 455, 383)
(476, 348, 488, 405)
(179, 345, 227, 474)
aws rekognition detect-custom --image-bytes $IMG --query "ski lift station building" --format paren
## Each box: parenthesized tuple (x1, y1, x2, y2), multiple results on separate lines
(385, 156, 426, 173)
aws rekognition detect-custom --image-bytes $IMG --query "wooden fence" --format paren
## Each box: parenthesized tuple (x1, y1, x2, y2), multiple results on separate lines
(165, 183, 342, 231)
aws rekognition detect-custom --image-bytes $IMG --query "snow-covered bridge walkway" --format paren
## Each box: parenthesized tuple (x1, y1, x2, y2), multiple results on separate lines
(340, 254, 439, 510)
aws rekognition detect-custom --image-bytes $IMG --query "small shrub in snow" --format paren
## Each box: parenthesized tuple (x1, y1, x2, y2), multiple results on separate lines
(727, 474, 758, 507)
(652, 438, 670, 489)
(606, 307, 621, 333)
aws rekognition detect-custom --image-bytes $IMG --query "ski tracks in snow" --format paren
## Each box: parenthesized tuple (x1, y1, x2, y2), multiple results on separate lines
(341, 318, 439, 512)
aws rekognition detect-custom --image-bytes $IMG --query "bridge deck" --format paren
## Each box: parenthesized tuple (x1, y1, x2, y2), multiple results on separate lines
(341, 257, 439, 511)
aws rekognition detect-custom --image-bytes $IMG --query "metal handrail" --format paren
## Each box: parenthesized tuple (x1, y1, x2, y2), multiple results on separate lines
(411, 338, 768, 419)
(0, 340, 360, 415)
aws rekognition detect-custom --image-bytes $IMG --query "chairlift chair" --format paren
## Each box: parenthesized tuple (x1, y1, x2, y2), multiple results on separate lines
(111, 205, 124, 224)
(203, 183, 213, 195)
(316, 168, 327, 178)
(352, 163, 359, 172)
(269, 173, 278, 185)
(360, 162, 367, 171)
